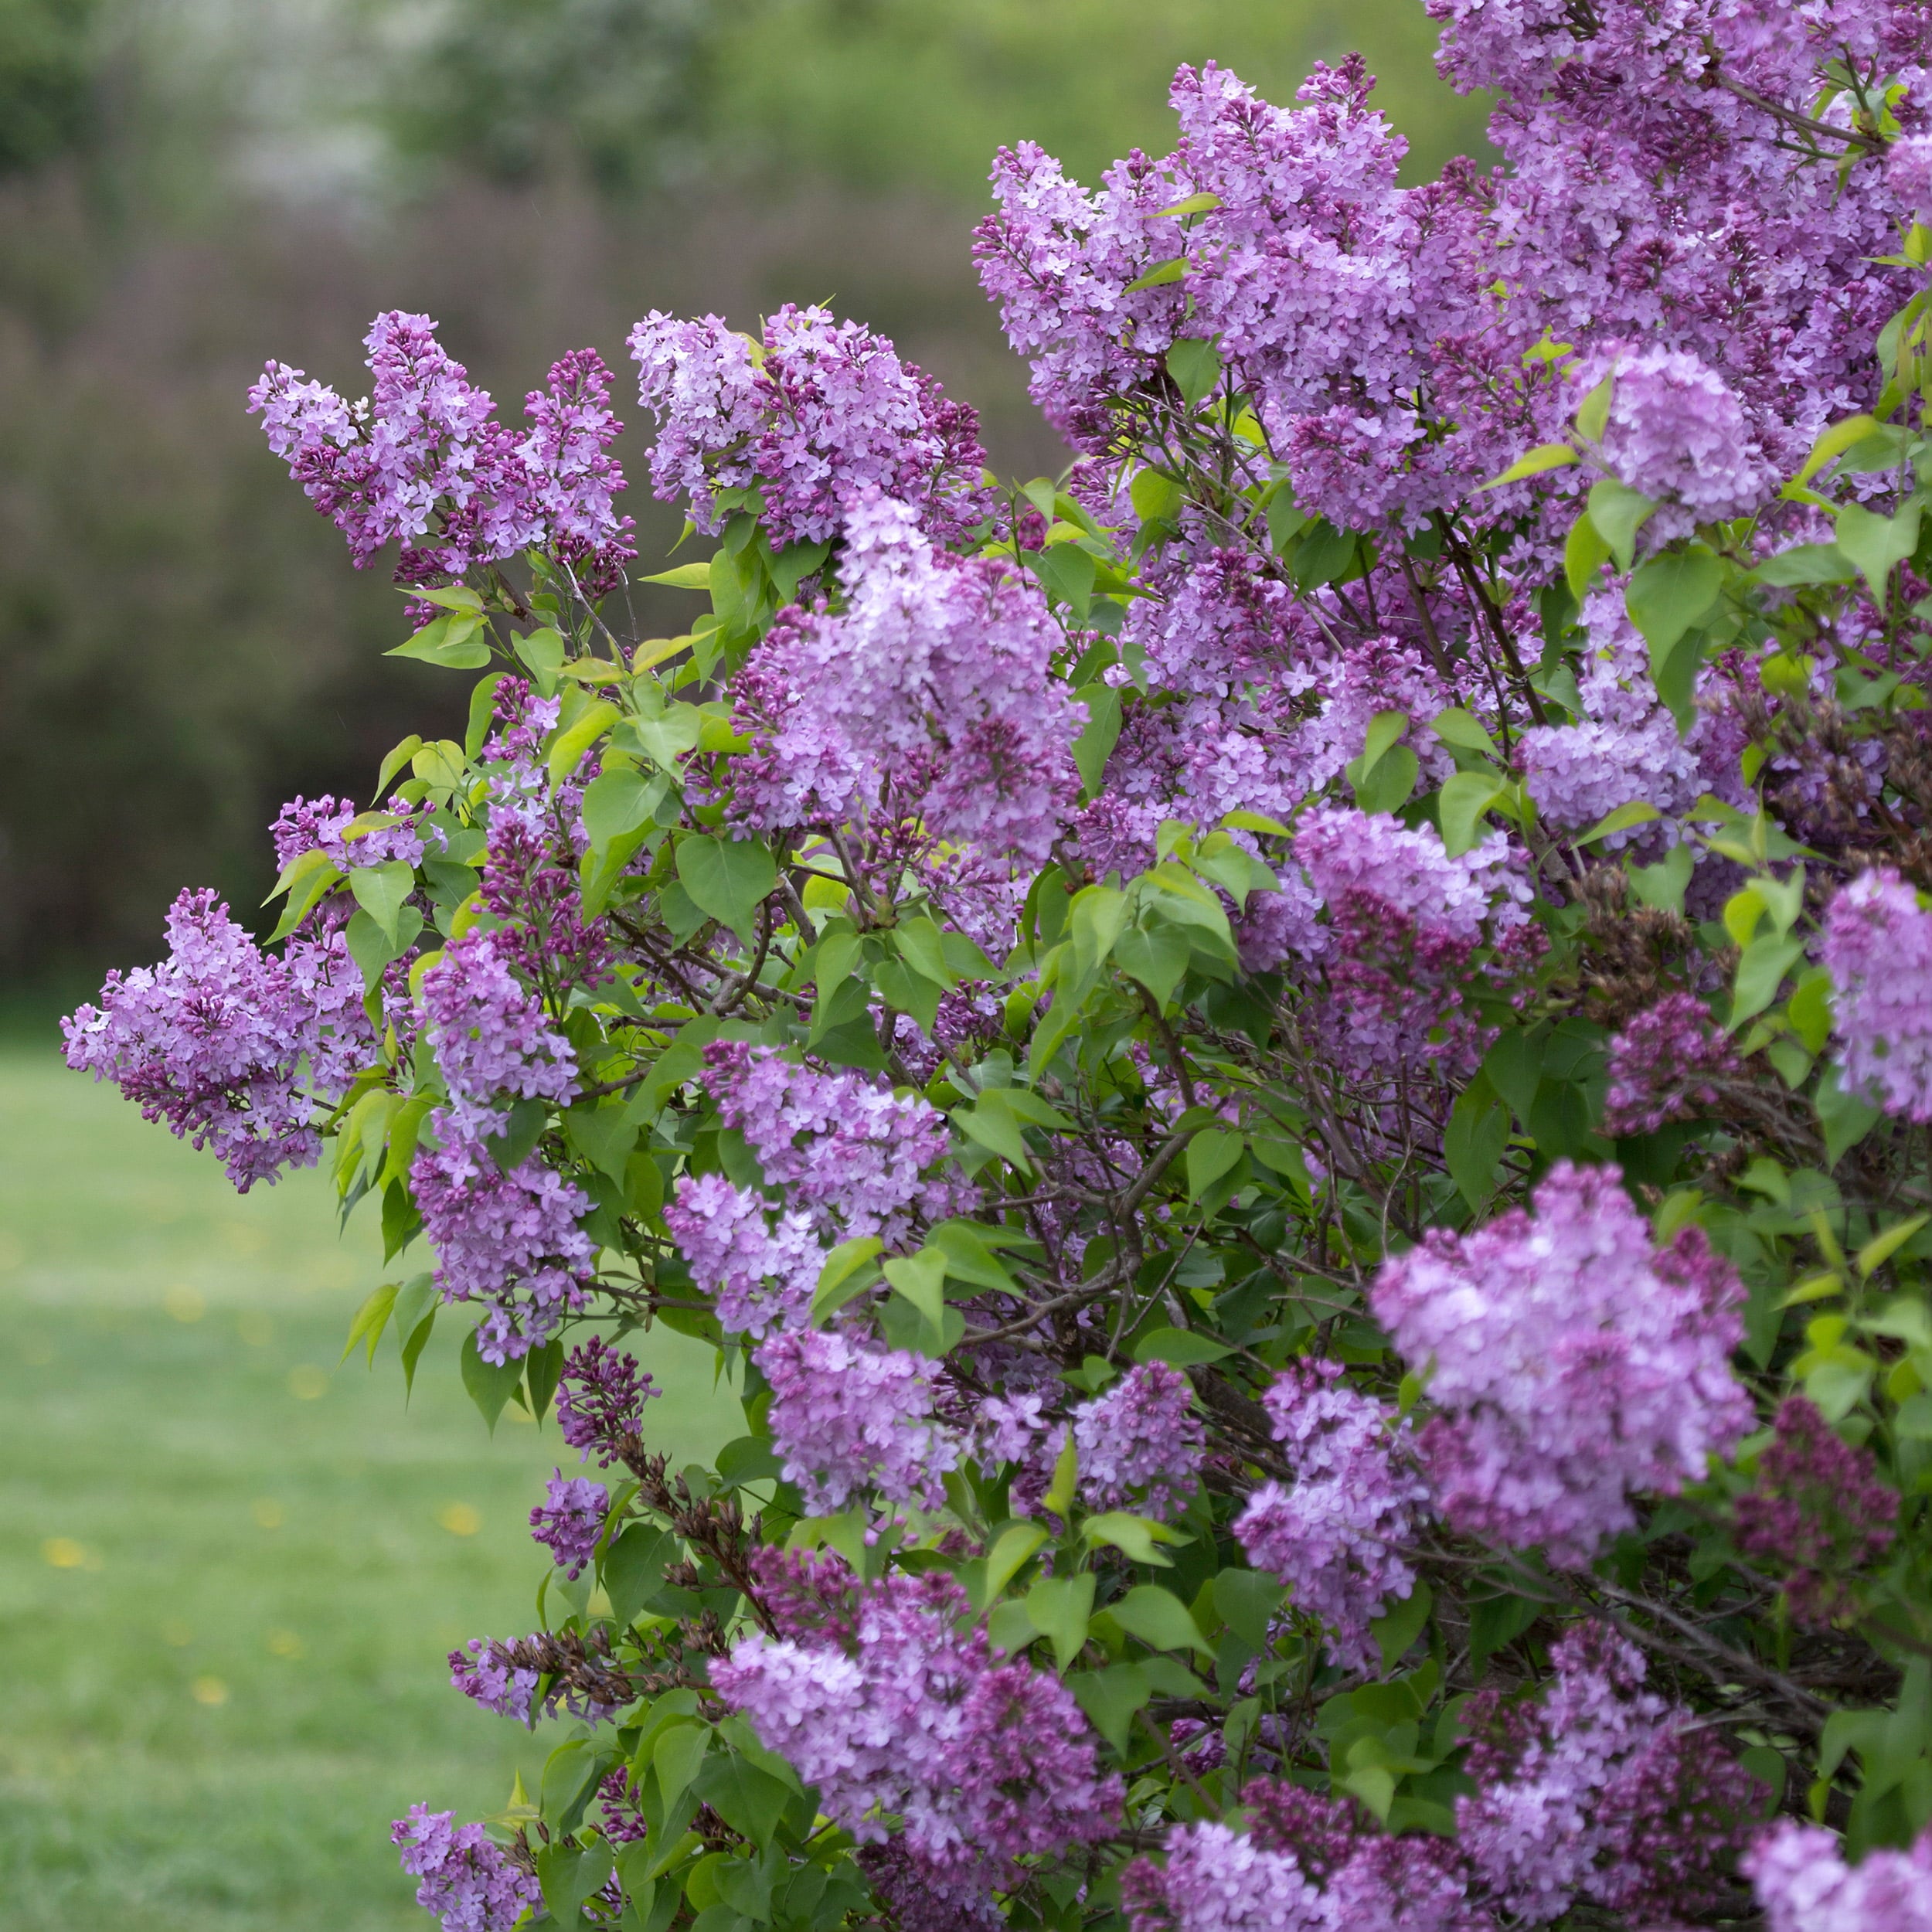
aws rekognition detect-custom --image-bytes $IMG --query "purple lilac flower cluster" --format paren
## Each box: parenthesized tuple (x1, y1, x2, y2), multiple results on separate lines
(1747, 1818, 1932, 1931)
(1234, 1358, 1428, 1673)
(731, 492, 1083, 865)
(528, 1469, 608, 1579)
(628, 304, 990, 545)
(389, 1805, 541, 1932)
(714, 1554, 1120, 1912)
(756, 1326, 958, 1515)
(1734, 1396, 1898, 1627)
(1071, 1362, 1205, 1521)
(417, 929, 579, 1134)
(250, 315, 632, 594)
(555, 1336, 658, 1466)
(1602, 992, 1743, 1137)
(1372, 1162, 1752, 1564)
(62, 889, 372, 1192)
(1821, 866, 1932, 1120)
(447, 1638, 537, 1723)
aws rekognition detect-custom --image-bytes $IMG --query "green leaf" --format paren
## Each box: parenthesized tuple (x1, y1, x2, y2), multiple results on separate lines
(565, 1098, 645, 1184)
(1352, 744, 1417, 815)
(1072, 682, 1122, 798)
(1479, 442, 1578, 488)
(386, 610, 492, 669)
(1166, 336, 1222, 409)
(1587, 478, 1656, 572)
(1371, 1580, 1434, 1673)
(583, 768, 667, 849)
(464, 672, 508, 760)
(675, 834, 776, 942)
(547, 699, 621, 786)
(1730, 933, 1804, 1028)
(1185, 1128, 1244, 1201)
(1155, 190, 1222, 216)
(1817, 1064, 1883, 1168)
(373, 733, 424, 801)
(1859, 1213, 1929, 1278)
(539, 1839, 614, 1929)
(1834, 501, 1923, 601)
(1430, 707, 1499, 758)
(1133, 1325, 1231, 1368)
(1793, 413, 1881, 488)
(342, 1281, 398, 1367)
(345, 905, 423, 992)
(892, 917, 955, 991)
(513, 625, 567, 691)
(1084, 1512, 1178, 1568)
(638, 561, 712, 589)
(1212, 1569, 1283, 1651)
(1024, 1573, 1097, 1671)
(1131, 469, 1184, 523)
(654, 1723, 710, 1811)
(1108, 1583, 1207, 1655)
(461, 1327, 526, 1434)
(1439, 770, 1507, 857)
(1626, 549, 1722, 730)
(604, 1523, 675, 1629)
(1123, 256, 1187, 292)
(880, 1248, 949, 1338)
(348, 862, 417, 946)
(1564, 509, 1613, 601)
(1070, 1663, 1151, 1753)
(984, 1522, 1049, 1602)
(267, 851, 343, 941)
(1444, 1085, 1508, 1210)
(952, 1090, 1033, 1173)
(812, 1236, 884, 1323)
(1578, 800, 1662, 845)
(1574, 369, 1615, 442)
(692, 1754, 792, 1849)
(1752, 543, 1855, 587)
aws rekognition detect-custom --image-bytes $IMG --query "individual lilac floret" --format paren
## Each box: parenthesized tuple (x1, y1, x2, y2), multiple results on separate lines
(1734, 1396, 1897, 1628)
(702, 1041, 960, 1245)
(413, 1119, 595, 1362)
(529, 1470, 608, 1580)
(418, 929, 579, 1136)
(390, 1805, 541, 1932)
(730, 492, 1083, 866)
(714, 1554, 1119, 1903)
(1821, 867, 1932, 1121)
(62, 889, 373, 1192)
(1602, 992, 1741, 1137)
(1459, 1622, 1765, 1923)
(1234, 1359, 1428, 1674)
(755, 1328, 959, 1515)
(448, 1638, 538, 1722)
(1070, 1363, 1205, 1521)
(1745, 1818, 1932, 1932)
(556, 1336, 658, 1467)
(1371, 1162, 1752, 1566)
(1570, 343, 1772, 537)
(663, 1172, 823, 1338)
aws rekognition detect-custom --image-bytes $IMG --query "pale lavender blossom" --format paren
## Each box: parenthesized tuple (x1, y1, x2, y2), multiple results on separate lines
(270, 793, 427, 873)
(1745, 1819, 1932, 1932)
(62, 889, 373, 1192)
(391, 1805, 541, 1932)
(1234, 1359, 1427, 1673)
(1071, 1362, 1205, 1520)
(529, 1469, 608, 1579)
(662, 1172, 823, 1338)
(625, 312, 763, 529)
(1821, 867, 1932, 1121)
(1122, 1820, 1321, 1932)
(755, 1327, 959, 1514)
(412, 1117, 596, 1362)
(1889, 133, 1932, 222)
(1372, 1162, 1752, 1565)
(417, 929, 578, 1135)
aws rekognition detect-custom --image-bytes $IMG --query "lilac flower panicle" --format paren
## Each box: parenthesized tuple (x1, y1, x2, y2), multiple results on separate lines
(1372, 1162, 1752, 1565)
(1746, 1820, 1932, 1932)
(448, 1638, 538, 1723)
(1821, 867, 1932, 1121)
(391, 1805, 542, 1932)
(555, 1337, 658, 1466)
(1071, 1362, 1205, 1520)
(715, 1556, 1119, 1893)
(1234, 1359, 1428, 1673)
(529, 1469, 609, 1580)
(62, 889, 372, 1192)
(755, 1327, 959, 1514)
(1734, 1396, 1898, 1627)
(1890, 133, 1932, 222)
(1602, 993, 1742, 1137)
(663, 1172, 824, 1338)
(418, 928, 578, 1135)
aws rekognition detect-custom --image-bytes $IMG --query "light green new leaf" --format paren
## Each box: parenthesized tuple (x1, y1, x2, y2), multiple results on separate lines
(1166, 336, 1222, 409)
(1439, 770, 1509, 857)
(1186, 1127, 1244, 1201)
(1085, 1512, 1179, 1568)
(1478, 442, 1577, 488)
(1834, 501, 1923, 602)
(880, 1248, 948, 1335)
(546, 699, 621, 786)
(1587, 478, 1656, 571)
(1109, 1584, 1208, 1656)
(675, 833, 777, 940)
(348, 861, 416, 946)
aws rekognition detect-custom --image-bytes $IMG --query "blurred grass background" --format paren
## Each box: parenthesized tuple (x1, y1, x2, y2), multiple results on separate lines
(0, 3, 1491, 1925)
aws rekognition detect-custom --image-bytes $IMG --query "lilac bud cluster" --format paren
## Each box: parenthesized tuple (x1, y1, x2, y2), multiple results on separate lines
(555, 1336, 658, 1467)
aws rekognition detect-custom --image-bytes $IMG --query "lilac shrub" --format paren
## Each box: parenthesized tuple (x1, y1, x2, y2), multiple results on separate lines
(68, 0, 1932, 1923)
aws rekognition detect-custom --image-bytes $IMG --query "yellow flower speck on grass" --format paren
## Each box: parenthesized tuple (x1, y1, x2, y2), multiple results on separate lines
(190, 1676, 228, 1706)
(287, 1365, 328, 1400)
(437, 1503, 481, 1536)
(267, 1630, 304, 1658)
(42, 1537, 90, 1569)
(251, 1498, 284, 1529)
(164, 1284, 205, 1322)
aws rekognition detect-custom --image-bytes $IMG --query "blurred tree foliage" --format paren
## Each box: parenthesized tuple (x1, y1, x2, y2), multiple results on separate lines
(0, 0, 1492, 985)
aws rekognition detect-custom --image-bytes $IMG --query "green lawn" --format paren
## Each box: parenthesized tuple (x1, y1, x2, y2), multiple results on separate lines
(0, 1039, 731, 1931)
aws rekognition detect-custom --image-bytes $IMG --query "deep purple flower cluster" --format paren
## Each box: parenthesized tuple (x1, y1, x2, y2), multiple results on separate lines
(555, 1336, 658, 1467)
(63, 889, 372, 1192)
(447, 1638, 537, 1723)
(1734, 1396, 1898, 1627)
(1234, 1358, 1428, 1673)
(756, 1326, 957, 1515)
(390, 1805, 541, 1932)
(1372, 1162, 1752, 1565)
(1821, 866, 1932, 1121)
(1746, 1818, 1932, 1932)
(731, 492, 1082, 864)
(528, 1468, 608, 1579)
(417, 929, 579, 1135)
(1071, 1362, 1204, 1521)
(715, 1555, 1120, 1909)
(250, 315, 631, 594)
(1603, 992, 1742, 1137)
(628, 304, 989, 544)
